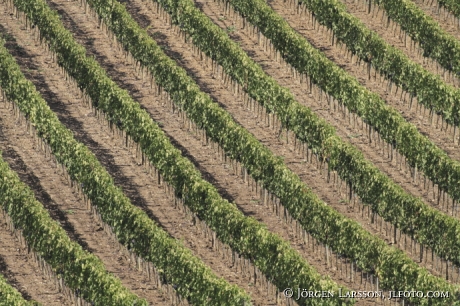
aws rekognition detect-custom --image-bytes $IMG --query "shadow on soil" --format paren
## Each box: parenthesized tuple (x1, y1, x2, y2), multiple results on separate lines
(48, 0, 242, 207)
(0, 255, 34, 301)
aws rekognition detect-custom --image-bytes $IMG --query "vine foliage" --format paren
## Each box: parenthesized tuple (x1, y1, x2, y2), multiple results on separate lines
(7, 0, 351, 304)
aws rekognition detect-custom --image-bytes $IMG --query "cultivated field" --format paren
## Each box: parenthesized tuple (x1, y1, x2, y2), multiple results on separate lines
(0, 0, 460, 305)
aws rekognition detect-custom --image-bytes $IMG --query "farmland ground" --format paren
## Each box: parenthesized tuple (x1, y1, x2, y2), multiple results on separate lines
(37, 0, 386, 302)
(56, 0, 460, 290)
(1, 2, 275, 305)
(193, 0, 460, 278)
(341, 0, 459, 87)
(264, 0, 460, 157)
(410, 0, 460, 42)
(0, 15, 172, 305)
(0, 222, 70, 305)
(0, 0, 459, 304)
(193, 0, 460, 218)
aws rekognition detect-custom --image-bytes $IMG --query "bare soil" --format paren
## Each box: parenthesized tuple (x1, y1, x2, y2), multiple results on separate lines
(1, 1, 275, 305)
(195, 0, 460, 218)
(411, 0, 460, 46)
(0, 22, 170, 306)
(341, 0, 459, 88)
(46, 0, 401, 303)
(62, 0, 460, 296)
(264, 0, 460, 163)
(192, 0, 460, 280)
(0, 209, 70, 305)
(1, 0, 459, 304)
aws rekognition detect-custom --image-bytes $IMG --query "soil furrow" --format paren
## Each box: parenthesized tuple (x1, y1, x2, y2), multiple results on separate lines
(0, 126, 70, 306)
(0, 15, 70, 306)
(193, 0, 460, 219)
(0, 8, 180, 305)
(1, 2, 275, 305)
(0, 221, 70, 305)
(341, 0, 459, 87)
(163, 0, 459, 281)
(60, 0, 459, 293)
(0, 105, 168, 305)
(411, 0, 460, 43)
(40, 0, 406, 303)
(257, 0, 460, 163)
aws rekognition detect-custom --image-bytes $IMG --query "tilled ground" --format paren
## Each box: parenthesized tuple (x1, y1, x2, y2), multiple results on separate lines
(53, 0, 460, 296)
(0, 196, 70, 306)
(193, 0, 460, 279)
(193, 0, 460, 218)
(341, 0, 459, 87)
(263, 0, 460, 162)
(0, 0, 459, 304)
(410, 0, 460, 48)
(0, 15, 170, 305)
(43, 0, 385, 302)
(1, 2, 274, 305)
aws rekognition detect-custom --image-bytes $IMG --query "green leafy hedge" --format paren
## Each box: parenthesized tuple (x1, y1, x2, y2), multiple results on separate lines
(217, 0, 460, 263)
(436, 0, 460, 18)
(0, 273, 41, 306)
(8, 0, 351, 305)
(0, 37, 250, 305)
(221, 0, 460, 211)
(143, 0, 460, 276)
(35, 0, 460, 303)
(370, 0, 460, 77)
(296, 0, 460, 127)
